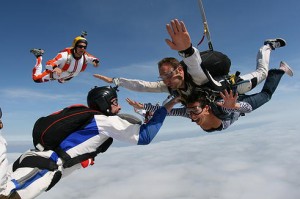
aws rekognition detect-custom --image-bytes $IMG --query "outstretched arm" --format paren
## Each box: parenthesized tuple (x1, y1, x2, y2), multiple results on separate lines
(93, 74, 113, 83)
(165, 19, 192, 51)
(94, 74, 169, 93)
(166, 19, 208, 86)
(126, 98, 144, 109)
(137, 97, 182, 145)
(126, 98, 188, 118)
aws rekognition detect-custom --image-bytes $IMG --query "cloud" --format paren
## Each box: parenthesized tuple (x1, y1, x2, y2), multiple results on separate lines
(8, 125, 295, 199)
(3, 91, 300, 199)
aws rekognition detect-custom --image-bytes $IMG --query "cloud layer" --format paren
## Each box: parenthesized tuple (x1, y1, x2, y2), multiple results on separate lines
(7, 124, 299, 199)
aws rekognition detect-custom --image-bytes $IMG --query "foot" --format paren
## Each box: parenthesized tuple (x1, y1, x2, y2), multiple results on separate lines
(279, 61, 293, 77)
(30, 48, 45, 57)
(264, 38, 286, 50)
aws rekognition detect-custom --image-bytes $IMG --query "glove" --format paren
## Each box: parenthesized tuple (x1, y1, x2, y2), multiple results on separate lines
(92, 59, 99, 64)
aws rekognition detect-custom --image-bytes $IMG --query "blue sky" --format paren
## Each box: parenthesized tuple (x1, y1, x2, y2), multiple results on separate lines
(0, 0, 299, 142)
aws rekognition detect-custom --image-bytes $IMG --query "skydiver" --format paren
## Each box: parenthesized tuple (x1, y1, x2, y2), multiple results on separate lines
(128, 61, 293, 132)
(94, 19, 286, 104)
(0, 86, 179, 199)
(30, 32, 100, 83)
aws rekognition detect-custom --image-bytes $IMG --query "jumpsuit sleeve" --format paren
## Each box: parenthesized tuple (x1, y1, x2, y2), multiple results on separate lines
(45, 51, 68, 70)
(112, 77, 169, 93)
(221, 112, 240, 130)
(220, 101, 253, 130)
(95, 107, 168, 145)
(183, 47, 209, 85)
(85, 52, 100, 64)
(221, 101, 253, 114)
(144, 103, 189, 118)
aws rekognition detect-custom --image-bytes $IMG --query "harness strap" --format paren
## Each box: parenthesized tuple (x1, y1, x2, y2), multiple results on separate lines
(55, 137, 113, 168)
(60, 49, 88, 73)
(61, 49, 72, 71)
(80, 54, 88, 72)
(12, 155, 58, 172)
(11, 153, 63, 193)
(46, 170, 62, 191)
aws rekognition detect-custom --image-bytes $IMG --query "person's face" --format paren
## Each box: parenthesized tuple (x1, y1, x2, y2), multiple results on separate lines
(186, 101, 209, 127)
(75, 42, 87, 55)
(158, 64, 184, 89)
(110, 98, 121, 114)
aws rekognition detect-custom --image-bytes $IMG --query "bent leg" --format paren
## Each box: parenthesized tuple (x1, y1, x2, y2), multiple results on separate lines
(32, 56, 52, 83)
(239, 69, 284, 110)
(239, 44, 272, 90)
(2, 150, 63, 199)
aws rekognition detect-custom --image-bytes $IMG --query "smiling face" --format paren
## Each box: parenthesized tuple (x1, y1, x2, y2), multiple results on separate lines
(158, 64, 184, 89)
(158, 57, 185, 89)
(186, 101, 210, 127)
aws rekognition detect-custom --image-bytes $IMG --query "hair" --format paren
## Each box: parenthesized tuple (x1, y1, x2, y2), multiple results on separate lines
(185, 90, 210, 108)
(157, 57, 181, 70)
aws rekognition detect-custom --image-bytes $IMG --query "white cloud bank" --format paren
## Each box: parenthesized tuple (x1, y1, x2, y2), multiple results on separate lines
(7, 124, 299, 199)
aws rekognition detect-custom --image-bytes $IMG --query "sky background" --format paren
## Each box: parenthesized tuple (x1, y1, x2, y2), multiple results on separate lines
(0, 0, 299, 141)
(1, 0, 300, 198)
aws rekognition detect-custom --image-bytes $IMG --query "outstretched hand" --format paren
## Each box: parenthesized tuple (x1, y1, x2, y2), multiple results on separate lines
(93, 74, 113, 83)
(126, 98, 144, 109)
(216, 90, 239, 109)
(165, 19, 192, 51)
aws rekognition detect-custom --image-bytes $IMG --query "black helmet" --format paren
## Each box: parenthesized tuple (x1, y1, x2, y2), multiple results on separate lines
(87, 86, 118, 116)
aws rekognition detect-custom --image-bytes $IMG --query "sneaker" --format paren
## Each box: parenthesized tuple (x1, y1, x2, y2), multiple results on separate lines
(264, 38, 286, 50)
(236, 80, 252, 94)
(30, 48, 45, 57)
(279, 61, 293, 77)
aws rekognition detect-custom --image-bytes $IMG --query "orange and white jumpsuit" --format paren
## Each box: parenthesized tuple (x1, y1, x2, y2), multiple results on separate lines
(32, 48, 99, 83)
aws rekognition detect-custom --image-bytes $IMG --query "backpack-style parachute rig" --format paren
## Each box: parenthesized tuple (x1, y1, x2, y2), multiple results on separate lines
(191, 0, 247, 102)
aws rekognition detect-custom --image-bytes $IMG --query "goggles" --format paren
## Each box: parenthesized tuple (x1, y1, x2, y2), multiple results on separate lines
(186, 106, 203, 116)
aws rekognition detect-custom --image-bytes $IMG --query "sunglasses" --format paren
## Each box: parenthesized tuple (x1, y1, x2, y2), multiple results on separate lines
(158, 67, 178, 80)
(186, 106, 203, 116)
(77, 45, 87, 49)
